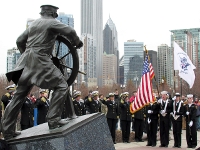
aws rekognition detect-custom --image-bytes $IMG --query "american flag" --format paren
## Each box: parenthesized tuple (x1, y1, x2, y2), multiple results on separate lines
(130, 56, 155, 113)
(149, 62, 155, 79)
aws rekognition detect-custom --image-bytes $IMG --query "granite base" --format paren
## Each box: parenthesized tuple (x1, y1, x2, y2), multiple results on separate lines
(7, 113, 115, 150)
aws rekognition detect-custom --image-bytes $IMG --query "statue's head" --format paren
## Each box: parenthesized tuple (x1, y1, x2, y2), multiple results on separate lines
(40, 5, 59, 18)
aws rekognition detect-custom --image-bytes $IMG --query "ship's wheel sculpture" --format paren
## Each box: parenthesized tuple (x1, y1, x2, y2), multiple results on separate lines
(51, 35, 86, 86)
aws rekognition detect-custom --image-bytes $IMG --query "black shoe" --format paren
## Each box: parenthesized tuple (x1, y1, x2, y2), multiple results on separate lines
(146, 144, 152, 146)
(165, 145, 168, 148)
(139, 140, 144, 142)
(152, 145, 156, 147)
(159, 145, 164, 147)
(177, 146, 181, 148)
(13, 131, 21, 137)
(172, 146, 176, 148)
(126, 141, 130, 143)
(135, 139, 139, 142)
(123, 141, 126, 143)
(187, 146, 192, 148)
(192, 146, 196, 149)
(113, 142, 116, 144)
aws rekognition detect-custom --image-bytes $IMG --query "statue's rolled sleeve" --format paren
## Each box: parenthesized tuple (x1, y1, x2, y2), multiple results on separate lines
(50, 21, 80, 46)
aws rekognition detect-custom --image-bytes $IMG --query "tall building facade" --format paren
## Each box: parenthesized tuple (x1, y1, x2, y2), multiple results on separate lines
(56, 13, 74, 67)
(119, 56, 124, 85)
(102, 52, 117, 86)
(124, 40, 144, 85)
(78, 34, 97, 87)
(147, 50, 158, 89)
(7, 48, 21, 73)
(157, 44, 173, 87)
(81, 0, 103, 86)
(170, 28, 200, 68)
(103, 17, 119, 84)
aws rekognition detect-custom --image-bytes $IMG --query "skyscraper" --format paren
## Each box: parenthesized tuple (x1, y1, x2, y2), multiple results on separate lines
(78, 34, 96, 87)
(7, 48, 21, 73)
(103, 17, 119, 84)
(147, 50, 157, 89)
(56, 13, 74, 67)
(124, 40, 144, 85)
(102, 52, 117, 86)
(157, 44, 172, 87)
(81, 0, 103, 86)
(119, 56, 124, 85)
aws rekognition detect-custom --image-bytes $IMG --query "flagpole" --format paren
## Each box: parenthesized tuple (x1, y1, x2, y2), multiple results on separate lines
(180, 78, 182, 96)
(144, 45, 160, 95)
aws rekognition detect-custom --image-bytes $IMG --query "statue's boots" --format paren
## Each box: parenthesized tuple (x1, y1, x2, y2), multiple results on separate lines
(3, 131, 21, 140)
(48, 119, 69, 130)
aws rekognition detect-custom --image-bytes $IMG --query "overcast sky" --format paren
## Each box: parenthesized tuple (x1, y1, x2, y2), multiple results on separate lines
(0, 0, 200, 74)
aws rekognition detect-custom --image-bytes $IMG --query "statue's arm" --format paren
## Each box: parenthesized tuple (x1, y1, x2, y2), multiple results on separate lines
(50, 21, 82, 48)
(16, 29, 29, 54)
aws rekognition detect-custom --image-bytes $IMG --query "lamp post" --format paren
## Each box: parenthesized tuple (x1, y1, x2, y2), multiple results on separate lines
(161, 79, 164, 91)
(120, 84, 125, 93)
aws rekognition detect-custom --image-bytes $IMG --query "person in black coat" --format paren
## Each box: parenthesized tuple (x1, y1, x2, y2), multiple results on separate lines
(102, 93, 119, 144)
(146, 100, 159, 147)
(85, 91, 101, 114)
(119, 92, 132, 143)
(171, 93, 184, 148)
(73, 91, 85, 116)
(35, 89, 49, 125)
(158, 91, 173, 148)
(20, 94, 34, 130)
(133, 106, 146, 142)
(184, 94, 197, 149)
(1, 84, 16, 109)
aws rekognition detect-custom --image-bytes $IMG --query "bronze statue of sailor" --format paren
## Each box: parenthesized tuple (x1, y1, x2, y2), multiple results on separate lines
(2, 4, 83, 140)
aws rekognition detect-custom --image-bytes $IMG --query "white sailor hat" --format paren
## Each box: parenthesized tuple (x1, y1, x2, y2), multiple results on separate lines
(92, 91, 99, 97)
(109, 93, 115, 97)
(5, 84, 16, 91)
(123, 92, 129, 96)
(187, 94, 193, 98)
(73, 91, 81, 98)
(39, 89, 48, 94)
(175, 93, 181, 97)
(161, 91, 168, 95)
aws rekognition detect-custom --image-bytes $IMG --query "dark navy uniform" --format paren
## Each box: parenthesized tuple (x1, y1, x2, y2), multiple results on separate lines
(185, 103, 197, 148)
(146, 102, 159, 147)
(85, 98, 101, 114)
(73, 100, 85, 116)
(1, 92, 12, 109)
(102, 98, 119, 144)
(158, 99, 173, 147)
(119, 100, 132, 143)
(20, 97, 34, 130)
(35, 96, 49, 125)
(171, 100, 184, 148)
(134, 107, 146, 142)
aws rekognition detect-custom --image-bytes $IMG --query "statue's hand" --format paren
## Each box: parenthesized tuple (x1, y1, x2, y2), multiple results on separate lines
(76, 41, 83, 49)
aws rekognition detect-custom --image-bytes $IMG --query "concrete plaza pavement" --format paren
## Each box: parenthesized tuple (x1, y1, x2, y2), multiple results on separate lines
(115, 130, 200, 150)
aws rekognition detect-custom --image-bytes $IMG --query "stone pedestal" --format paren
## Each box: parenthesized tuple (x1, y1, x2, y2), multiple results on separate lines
(8, 113, 115, 150)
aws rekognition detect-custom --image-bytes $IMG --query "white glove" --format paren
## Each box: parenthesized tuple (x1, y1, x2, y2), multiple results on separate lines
(189, 121, 193, 127)
(161, 110, 165, 114)
(173, 111, 176, 115)
(172, 96, 176, 100)
(147, 118, 151, 124)
(186, 111, 190, 115)
(148, 110, 153, 114)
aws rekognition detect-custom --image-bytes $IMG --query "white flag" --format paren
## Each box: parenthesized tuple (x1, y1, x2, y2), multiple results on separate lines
(174, 41, 196, 88)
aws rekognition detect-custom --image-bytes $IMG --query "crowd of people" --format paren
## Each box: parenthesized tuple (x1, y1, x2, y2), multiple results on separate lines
(1, 84, 200, 149)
